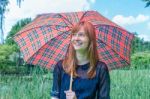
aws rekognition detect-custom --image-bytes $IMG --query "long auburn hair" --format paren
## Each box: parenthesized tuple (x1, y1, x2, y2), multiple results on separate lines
(62, 21, 99, 78)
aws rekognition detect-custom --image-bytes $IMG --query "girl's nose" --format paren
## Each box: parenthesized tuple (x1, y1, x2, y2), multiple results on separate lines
(75, 35, 79, 39)
(73, 34, 80, 40)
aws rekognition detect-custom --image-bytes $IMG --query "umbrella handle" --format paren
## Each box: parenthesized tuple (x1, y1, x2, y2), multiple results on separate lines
(69, 70, 73, 91)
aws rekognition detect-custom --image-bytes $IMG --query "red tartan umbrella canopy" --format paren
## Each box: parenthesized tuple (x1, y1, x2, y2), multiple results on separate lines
(14, 10, 134, 70)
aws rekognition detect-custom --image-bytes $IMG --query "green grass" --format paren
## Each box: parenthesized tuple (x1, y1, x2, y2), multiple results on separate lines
(0, 70, 150, 99)
(110, 70, 150, 99)
(0, 73, 53, 99)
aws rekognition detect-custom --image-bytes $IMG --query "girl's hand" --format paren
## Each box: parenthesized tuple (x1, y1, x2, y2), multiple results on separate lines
(64, 90, 77, 99)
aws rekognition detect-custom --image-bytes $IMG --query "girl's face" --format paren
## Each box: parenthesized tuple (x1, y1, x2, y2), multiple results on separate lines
(71, 27, 89, 51)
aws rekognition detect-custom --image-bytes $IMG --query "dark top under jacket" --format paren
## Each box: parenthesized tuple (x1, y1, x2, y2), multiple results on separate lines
(50, 60, 110, 99)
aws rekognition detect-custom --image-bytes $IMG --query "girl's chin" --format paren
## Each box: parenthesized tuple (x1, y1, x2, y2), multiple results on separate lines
(74, 46, 87, 51)
(73, 46, 82, 49)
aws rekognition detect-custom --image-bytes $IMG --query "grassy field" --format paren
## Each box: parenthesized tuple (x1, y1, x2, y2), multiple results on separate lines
(0, 70, 150, 99)
(110, 70, 150, 99)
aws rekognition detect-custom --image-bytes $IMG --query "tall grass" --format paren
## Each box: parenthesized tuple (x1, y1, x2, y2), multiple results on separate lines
(0, 69, 150, 99)
(110, 70, 150, 99)
(0, 69, 53, 99)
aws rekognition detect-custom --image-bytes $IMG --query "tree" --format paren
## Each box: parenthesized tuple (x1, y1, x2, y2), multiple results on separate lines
(131, 32, 150, 54)
(0, 0, 24, 44)
(16, 0, 24, 7)
(143, 0, 150, 7)
(0, 0, 9, 44)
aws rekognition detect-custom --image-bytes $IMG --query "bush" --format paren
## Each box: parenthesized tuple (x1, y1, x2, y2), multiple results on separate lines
(0, 44, 17, 73)
(131, 51, 150, 69)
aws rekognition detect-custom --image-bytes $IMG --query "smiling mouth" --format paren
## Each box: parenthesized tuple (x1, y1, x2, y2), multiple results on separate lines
(74, 41, 83, 46)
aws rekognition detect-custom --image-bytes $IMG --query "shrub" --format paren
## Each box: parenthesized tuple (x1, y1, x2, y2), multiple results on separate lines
(131, 51, 150, 69)
(0, 44, 17, 73)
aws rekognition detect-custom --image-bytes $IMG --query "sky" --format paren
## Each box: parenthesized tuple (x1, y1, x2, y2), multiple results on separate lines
(2, 0, 150, 43)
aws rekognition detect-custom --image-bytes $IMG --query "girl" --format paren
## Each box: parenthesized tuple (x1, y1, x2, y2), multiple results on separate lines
(51, 21, 110, 99)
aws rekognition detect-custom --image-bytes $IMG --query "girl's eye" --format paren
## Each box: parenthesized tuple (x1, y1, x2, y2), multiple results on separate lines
(72, 33, 76, 36)
(72, 32, 86, 37)
(78, 33, 85, 37)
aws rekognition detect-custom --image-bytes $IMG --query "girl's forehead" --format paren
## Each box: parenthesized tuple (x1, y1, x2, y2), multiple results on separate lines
(72, 25, 86, 34)
(73, 31, 86, 35)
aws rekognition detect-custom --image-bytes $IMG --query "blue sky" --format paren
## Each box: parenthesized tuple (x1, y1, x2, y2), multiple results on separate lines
(92, 0, 150, 41)
(2, 0, 150, 43)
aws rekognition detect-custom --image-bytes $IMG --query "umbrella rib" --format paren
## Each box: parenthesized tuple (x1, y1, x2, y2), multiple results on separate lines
(13, 24, 70, 37)
(97, 39, 131, 66)
(94, 24, 128, 34)
(14, 25, 71, 52)
(79, 11, 89, 22)
(95, 24, 134, 66)
(58, 13, 74, 27)
(94, 24, 134, 39)
(95, 24, 134, 65)
(26, 29, 71, 64)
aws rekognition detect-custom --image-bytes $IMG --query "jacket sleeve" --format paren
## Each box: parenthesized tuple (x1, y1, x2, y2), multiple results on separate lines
(50, 61, 62, 98)
(97, 62, 110, 99)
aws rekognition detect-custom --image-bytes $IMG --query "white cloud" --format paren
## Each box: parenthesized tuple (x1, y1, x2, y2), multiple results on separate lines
(138, 34, 150, 41)
(4, 0, 94, 39)
(112, 14, 149, 26)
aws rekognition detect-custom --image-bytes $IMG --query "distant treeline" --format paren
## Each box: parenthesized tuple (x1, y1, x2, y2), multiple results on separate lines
(131, 32, 150, 54)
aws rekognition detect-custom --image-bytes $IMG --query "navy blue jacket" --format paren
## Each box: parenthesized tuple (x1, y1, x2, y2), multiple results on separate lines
(50, 60, 110, 99)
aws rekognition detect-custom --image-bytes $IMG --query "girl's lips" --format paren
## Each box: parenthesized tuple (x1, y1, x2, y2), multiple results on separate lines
(73, 41, 83, 46)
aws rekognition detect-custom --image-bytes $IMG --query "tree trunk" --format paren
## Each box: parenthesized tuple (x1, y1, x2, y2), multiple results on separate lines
(0, 13, 4, 44)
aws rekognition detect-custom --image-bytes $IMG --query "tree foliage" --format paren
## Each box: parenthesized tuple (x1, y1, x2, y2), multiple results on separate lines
(131, 51, 150, 69)
(16, 0, 24, 7)
(0, 0, 9, 44)
(143, 0, 150, 7)
(5, 18, 32, 45)
(0, 18, 32, 73)
(131, 32, 150, 54)
(0, 44, 17, 71)
(0, 0, 24, 44)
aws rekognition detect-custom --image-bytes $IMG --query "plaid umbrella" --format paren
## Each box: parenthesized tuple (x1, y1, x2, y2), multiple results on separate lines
(14, 10, 134, 70)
